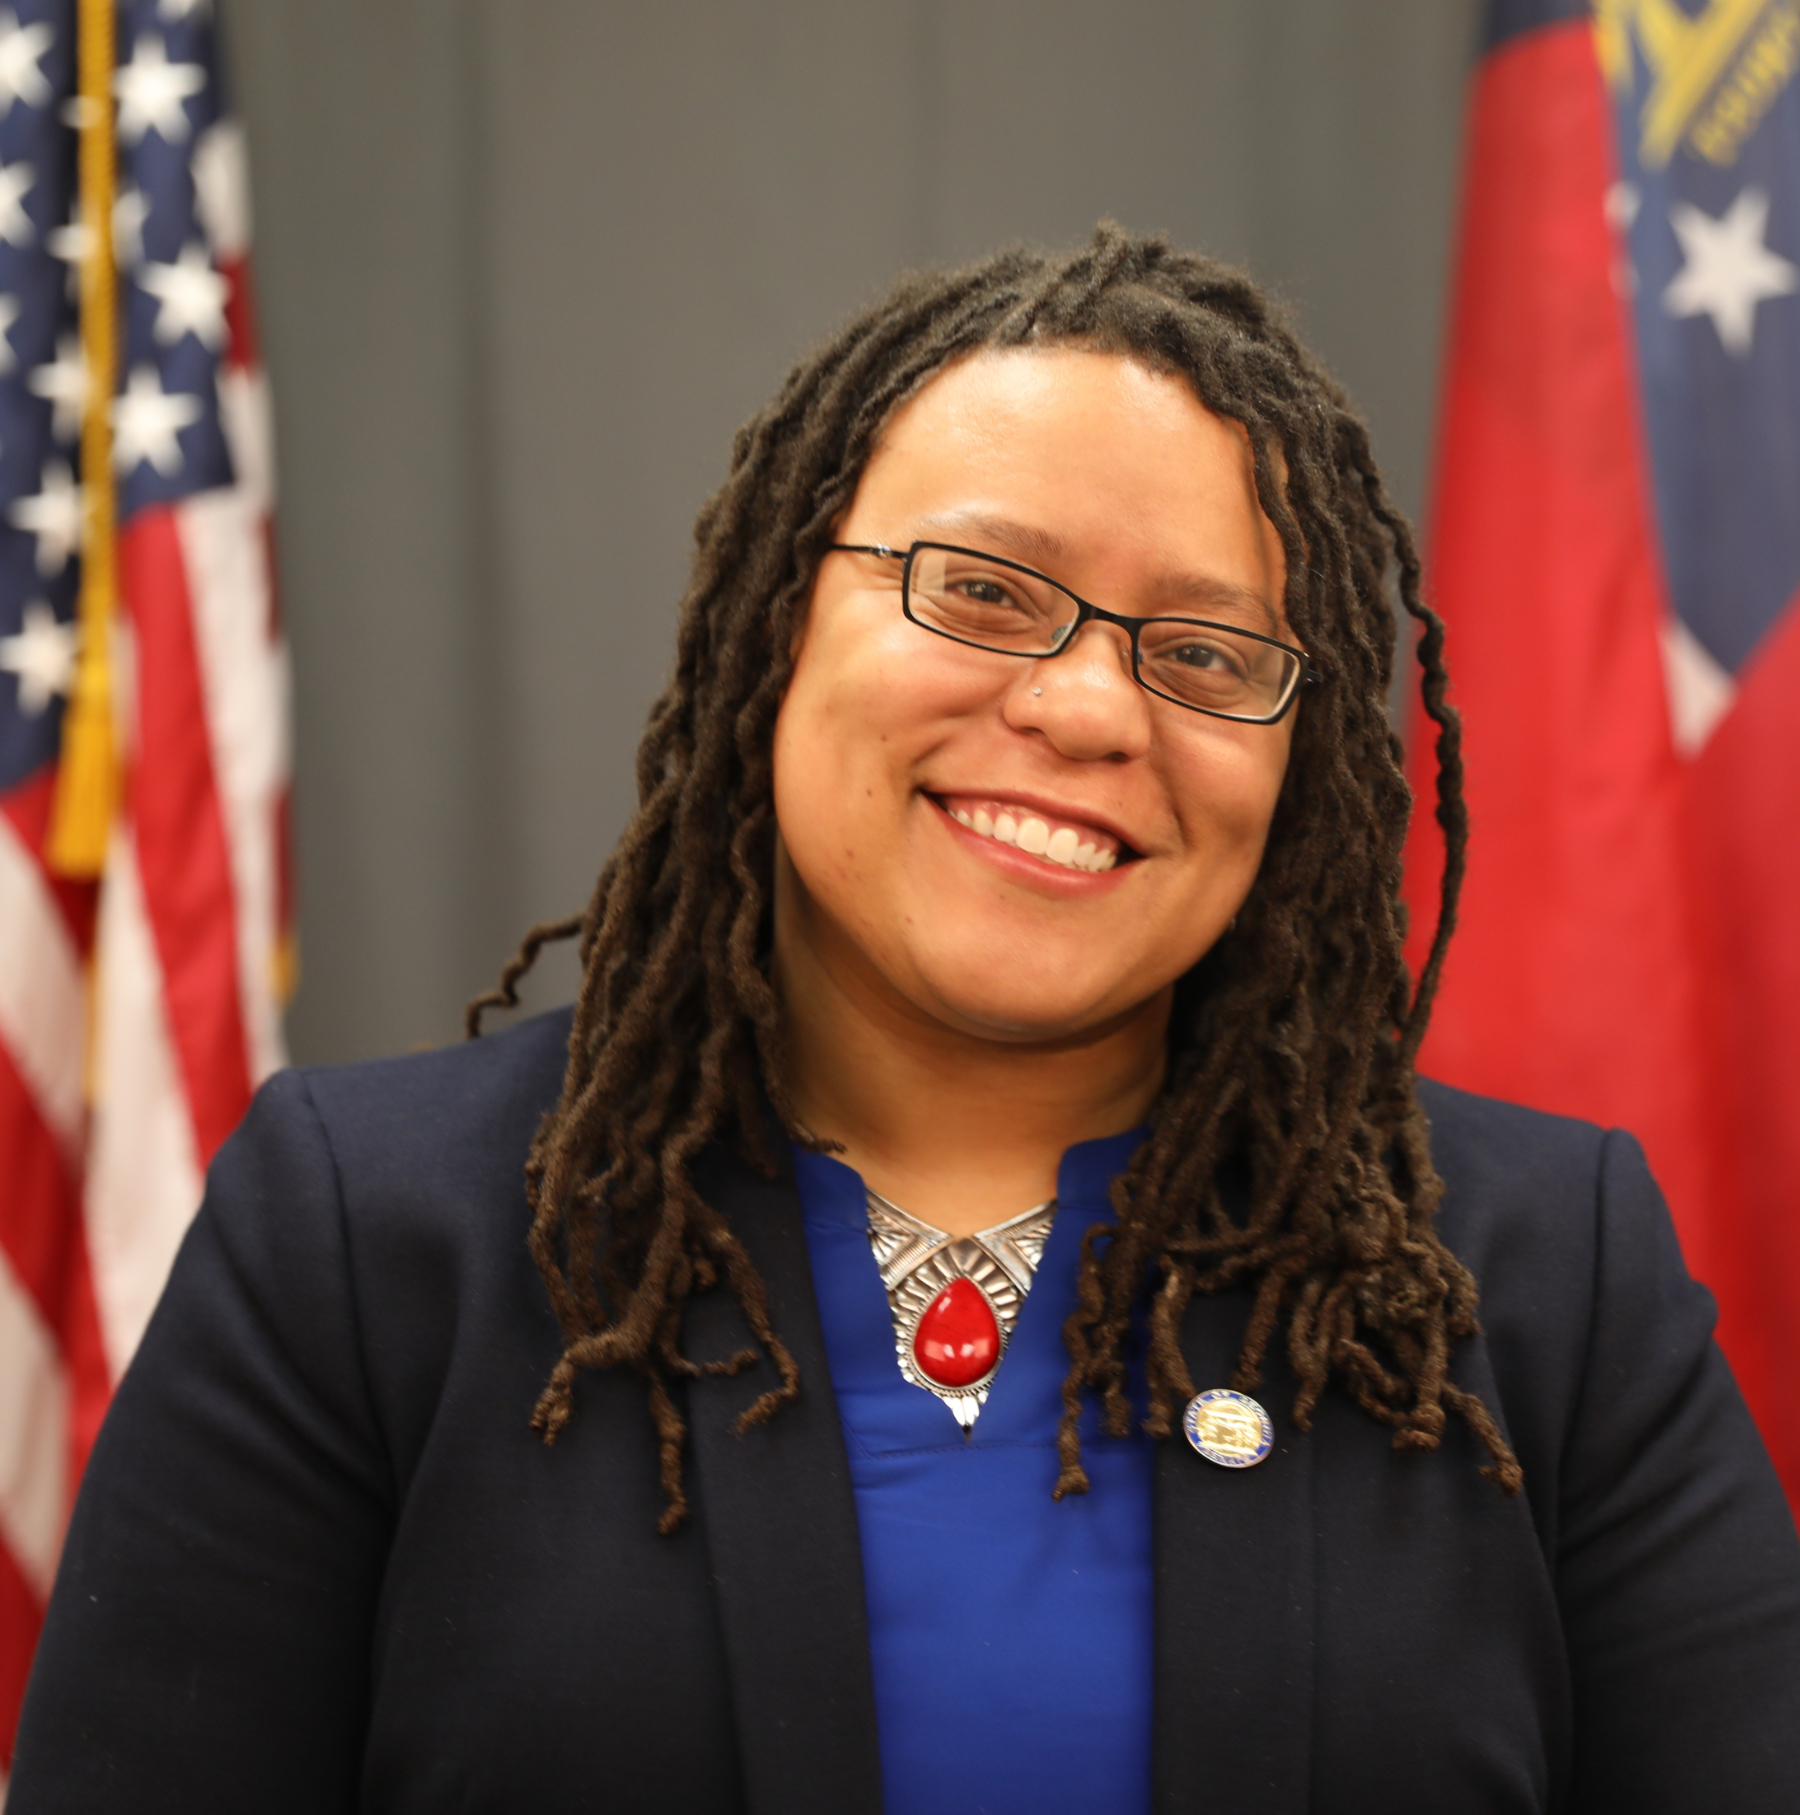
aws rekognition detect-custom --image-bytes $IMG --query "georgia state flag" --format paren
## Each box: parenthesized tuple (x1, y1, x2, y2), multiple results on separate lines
(1407, 0, 1800, 1507)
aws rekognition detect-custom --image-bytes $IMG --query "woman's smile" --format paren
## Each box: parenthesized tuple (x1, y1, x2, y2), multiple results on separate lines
(929, 789, 1131, 879)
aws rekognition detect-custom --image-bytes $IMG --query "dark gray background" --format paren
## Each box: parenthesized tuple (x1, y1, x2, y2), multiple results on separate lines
(219, 0, 1481, 1065)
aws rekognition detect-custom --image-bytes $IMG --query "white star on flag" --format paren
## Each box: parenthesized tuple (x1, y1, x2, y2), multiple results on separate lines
(141, 243, 228, 348)
(114, 185, 151, 269)
(27, 332, 86, 442)
(114, 33, 205, 146)
(0, 599, 78, 715)
(0, 8, 52, 114)
(46, 211, 89, 298)
(45, 192, 154, 292)
(45, 213, 87, 264)
(9, 458, 83, 575)
(0, 290, 19, 373)
(112, 364, 204, 474)
(1664, 186, 1799, 357)
(0, 158, 33, 246)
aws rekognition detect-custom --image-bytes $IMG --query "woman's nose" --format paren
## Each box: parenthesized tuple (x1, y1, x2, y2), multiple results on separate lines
(1006, 622, 1151, 761)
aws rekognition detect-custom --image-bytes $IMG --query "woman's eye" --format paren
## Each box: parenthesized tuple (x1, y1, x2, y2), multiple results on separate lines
(956, 578, 1017, 608)
(1171, 640, 1243, 675)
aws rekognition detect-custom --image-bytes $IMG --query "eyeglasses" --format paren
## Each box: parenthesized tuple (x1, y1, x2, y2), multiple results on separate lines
(825, 541, 1321, 724)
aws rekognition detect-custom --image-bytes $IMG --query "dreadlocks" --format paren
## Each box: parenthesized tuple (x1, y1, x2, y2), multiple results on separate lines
(467, 224, 1522, 1533)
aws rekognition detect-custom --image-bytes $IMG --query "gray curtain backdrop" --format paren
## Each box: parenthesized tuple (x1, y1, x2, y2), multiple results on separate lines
(218, 0, 1481, 1066)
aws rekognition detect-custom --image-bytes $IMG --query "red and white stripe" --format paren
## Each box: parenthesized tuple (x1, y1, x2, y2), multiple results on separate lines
(0, 776, 108, 1784)
(0, 119, 289, 1781)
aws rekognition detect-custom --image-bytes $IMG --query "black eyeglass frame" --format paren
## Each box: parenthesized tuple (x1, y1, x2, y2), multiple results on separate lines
(825, 541, 1324, 725)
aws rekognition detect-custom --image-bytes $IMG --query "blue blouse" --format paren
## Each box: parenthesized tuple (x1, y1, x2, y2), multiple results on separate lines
(793, 1131, 1154, 1815)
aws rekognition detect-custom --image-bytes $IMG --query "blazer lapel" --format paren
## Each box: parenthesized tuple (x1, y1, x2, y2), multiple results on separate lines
(683, 1142, 885, 1815)
(1153, 1287, 1316, 1815)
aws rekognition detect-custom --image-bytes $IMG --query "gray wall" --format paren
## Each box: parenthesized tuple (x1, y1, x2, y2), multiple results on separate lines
(220, 0, 1481, 1065)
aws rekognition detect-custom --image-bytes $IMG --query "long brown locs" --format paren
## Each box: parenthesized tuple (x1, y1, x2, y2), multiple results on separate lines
(467, 225, 1522, 1535)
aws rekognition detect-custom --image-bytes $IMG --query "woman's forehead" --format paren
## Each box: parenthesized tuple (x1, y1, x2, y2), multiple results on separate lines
(848, 345, 1287, 621)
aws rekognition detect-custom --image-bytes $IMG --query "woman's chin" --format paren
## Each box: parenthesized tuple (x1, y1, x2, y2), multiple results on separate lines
(904, 953, 1159, 1048)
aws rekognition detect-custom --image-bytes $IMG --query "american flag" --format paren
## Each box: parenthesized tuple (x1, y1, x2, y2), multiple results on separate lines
(0, 0, 290, 1781)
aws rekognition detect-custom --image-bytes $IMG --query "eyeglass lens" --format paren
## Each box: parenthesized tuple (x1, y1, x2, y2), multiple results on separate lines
(906, 544, 1299, 720)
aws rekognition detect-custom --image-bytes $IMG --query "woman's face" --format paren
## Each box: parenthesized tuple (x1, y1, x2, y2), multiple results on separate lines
(772, 345, 1296, 1047)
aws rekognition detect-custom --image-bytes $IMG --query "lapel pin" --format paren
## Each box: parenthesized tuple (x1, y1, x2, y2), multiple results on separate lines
(1183, 1388, 1273, 1468)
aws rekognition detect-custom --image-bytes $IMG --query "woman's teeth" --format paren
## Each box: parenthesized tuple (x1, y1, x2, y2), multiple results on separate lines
(946, 802, 1119, 872)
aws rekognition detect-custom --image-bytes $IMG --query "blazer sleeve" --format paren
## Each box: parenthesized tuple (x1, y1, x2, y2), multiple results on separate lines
(1558, 1129, 1800, 1812)
(8, 1069, 394, 1814)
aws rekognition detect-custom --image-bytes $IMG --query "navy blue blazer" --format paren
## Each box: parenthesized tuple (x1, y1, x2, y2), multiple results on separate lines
(11, 1007, 1800, 1812)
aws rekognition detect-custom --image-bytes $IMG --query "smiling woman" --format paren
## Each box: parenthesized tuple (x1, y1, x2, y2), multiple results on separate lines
(773, 352, 1302, 1223)
(11, 227, 1800, 1814)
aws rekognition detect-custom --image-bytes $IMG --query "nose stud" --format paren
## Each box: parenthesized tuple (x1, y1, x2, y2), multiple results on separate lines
(1030, 686, 1043, 696)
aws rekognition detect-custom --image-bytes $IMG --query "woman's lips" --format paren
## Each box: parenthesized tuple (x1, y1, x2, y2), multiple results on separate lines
(931, 793, 1130, 874)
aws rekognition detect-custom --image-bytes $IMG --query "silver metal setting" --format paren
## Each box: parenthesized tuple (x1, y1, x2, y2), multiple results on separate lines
(865, 1189, 1056, 1429)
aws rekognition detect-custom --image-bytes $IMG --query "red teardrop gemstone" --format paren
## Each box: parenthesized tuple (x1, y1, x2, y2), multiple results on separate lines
(912, 1277, 1001, 1388)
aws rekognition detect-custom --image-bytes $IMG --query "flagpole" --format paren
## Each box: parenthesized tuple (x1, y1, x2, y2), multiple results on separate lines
(48, 0, 120, 878)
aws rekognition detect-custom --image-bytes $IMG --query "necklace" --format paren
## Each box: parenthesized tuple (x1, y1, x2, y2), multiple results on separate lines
(864, 1189, 1057, 1429)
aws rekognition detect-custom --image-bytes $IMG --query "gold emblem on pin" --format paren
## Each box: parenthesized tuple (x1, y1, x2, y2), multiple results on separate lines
(1183, 1388, 1273, 1468)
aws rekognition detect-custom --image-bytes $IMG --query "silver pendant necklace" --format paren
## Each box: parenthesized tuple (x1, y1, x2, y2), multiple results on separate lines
(864, 1189, 1057, 1429)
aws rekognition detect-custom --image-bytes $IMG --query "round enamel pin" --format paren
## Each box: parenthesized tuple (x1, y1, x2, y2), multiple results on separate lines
(1182, 1389, 1274, 1468)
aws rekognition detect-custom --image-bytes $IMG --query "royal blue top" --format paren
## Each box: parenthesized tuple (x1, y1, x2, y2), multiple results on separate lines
(793, 1131, 1155, 1815)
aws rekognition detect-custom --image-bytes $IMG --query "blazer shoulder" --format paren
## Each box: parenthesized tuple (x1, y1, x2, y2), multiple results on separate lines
(267, 1002, 575, 1321)
(195, 1006, 571, 1292)
(1413, 1075, 1618, 1276)
(287, 1004, 574, 1179)
(1409, 1078, 1760, 1528)
(1410, 1079, 1626, 1503)
(1415, 1073, 1611, 1183)
(207, 1007, 576, 1486)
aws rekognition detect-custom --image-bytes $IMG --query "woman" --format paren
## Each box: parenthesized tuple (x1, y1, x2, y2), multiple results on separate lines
(13, 227, 1800, 1813)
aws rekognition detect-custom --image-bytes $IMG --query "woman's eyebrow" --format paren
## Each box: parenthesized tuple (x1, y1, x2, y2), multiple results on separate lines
(912, 509, 1279, 636)
(1147, 572, 1279, 636)
(912, 510, 1069, 569)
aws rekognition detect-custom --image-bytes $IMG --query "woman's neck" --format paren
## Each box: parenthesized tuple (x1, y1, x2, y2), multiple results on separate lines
(775, 891, 1169, 1240)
